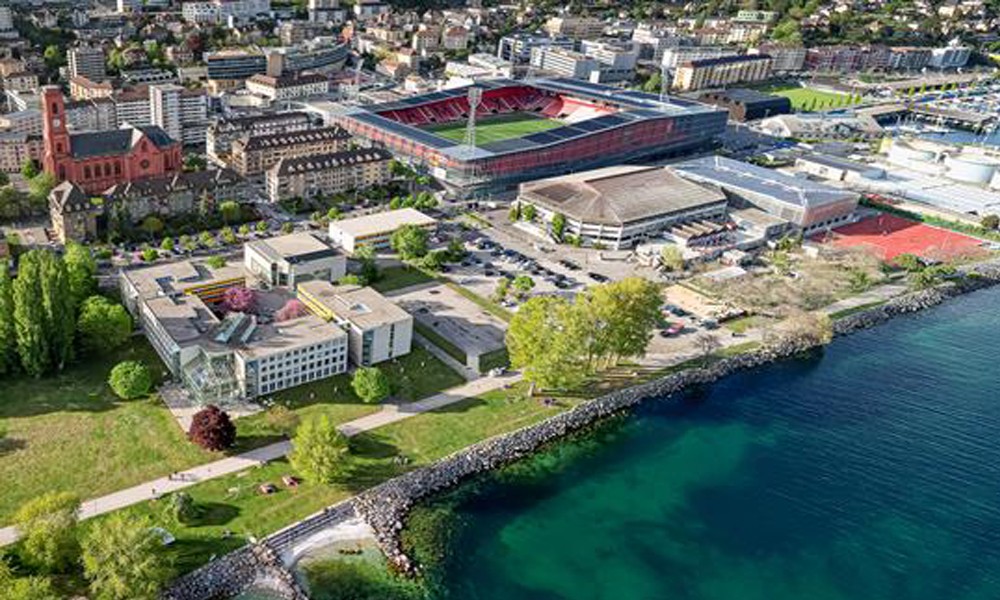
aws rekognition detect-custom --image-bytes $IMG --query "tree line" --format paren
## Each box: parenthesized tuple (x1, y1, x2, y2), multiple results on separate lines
(0, 244, 131, 378)
(506, 277, 663, 393)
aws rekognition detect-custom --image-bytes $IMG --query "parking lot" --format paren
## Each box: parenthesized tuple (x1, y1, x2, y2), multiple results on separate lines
(392, 283, 508, 359)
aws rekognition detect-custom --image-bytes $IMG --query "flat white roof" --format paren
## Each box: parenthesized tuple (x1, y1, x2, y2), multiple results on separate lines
(328, 208, 436, 239)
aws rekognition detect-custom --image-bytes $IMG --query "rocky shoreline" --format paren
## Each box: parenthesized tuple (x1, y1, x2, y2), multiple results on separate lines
(351, 259, 1000, 575)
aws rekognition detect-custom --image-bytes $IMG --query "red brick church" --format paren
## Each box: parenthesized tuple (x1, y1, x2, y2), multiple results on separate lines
(41, 86, 182, 195)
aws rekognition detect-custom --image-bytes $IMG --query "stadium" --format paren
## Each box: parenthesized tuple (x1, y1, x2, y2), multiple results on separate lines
(330, 78, 728, 195)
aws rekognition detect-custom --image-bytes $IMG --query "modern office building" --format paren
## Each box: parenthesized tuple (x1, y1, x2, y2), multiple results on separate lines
(497, 33, 574, 64)
(530, 47, 598, 80)
(297, 280, 413, 366)
(516, 165, 728, 250)
(328, 208, 437, 254)
(266, 147, 392, 203)
(673, 155, 859, 231)
(244, 232, 347, 288)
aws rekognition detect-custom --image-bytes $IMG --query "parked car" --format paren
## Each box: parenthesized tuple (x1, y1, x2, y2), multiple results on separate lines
(587, 272, 609, 283)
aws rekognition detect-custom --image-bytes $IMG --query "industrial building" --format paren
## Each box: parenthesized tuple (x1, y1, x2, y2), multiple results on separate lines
(674, 156, 859, 231)
(516, 165, 728, 250)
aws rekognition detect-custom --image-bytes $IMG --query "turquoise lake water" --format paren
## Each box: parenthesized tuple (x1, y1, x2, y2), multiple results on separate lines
(414, 288, 1000, 600)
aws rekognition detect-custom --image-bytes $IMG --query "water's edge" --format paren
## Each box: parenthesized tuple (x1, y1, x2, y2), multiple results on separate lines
(163, 258, 1000, 599)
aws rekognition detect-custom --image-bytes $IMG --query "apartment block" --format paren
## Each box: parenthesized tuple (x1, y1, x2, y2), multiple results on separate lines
(229, 126, 351, 177)
(68, 46, 107, 81)
(672, 54, 773, 92)
(266, 147, 392, 203)
(206, 112, 313, 164)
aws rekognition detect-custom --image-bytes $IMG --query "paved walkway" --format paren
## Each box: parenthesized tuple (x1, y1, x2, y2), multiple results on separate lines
(0, 373, 517, 548)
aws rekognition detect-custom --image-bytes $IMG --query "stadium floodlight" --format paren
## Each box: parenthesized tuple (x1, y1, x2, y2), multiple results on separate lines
(464, 86, 482, 149)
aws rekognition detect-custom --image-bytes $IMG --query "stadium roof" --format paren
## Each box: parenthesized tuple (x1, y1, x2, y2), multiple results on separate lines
(673, 156, 855, 208)
(331, 79, 723, 161)
(519, 165, 727, 227)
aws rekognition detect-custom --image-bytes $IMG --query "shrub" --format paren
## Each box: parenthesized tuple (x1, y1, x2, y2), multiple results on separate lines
(77, 296, 132, 355)
(187, 405, 236, 451)
(164, 492, 201, 524)
(108, 361, 152, 400)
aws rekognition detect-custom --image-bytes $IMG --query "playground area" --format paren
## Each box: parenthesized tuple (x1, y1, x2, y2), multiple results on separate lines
(814, 213, 985, 262)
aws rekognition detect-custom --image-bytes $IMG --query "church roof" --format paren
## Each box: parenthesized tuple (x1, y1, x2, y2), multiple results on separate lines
(68, 125, 177, 159)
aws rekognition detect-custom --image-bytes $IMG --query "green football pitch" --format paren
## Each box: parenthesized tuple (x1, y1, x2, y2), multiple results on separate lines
(424, 112, 564, 145)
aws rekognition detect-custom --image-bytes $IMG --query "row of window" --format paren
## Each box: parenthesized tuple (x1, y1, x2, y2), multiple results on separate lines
(259, 363, 344, 394)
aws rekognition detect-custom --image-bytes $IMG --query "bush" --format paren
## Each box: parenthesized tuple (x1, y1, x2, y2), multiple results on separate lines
(206, 255, 226, 269)
(108, 361, 152, 400)
(77, 296, 133, 355)
(187, 405, 236, 451)
(351, 366, 391, 404)
(164, 492, 201, 524)
(14, 492, 81, 573)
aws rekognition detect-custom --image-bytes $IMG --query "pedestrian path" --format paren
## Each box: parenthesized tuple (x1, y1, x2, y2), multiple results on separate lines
(0, 373, 517, 547)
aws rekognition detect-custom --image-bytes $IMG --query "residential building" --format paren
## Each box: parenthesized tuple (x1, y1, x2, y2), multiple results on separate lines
(517, 165, 728, 250)
(266, 147, 392, 202)
(181, 0, 270, 24)
(262, 37, 349, 77)
(734, 9, 777, 22)
(748, 44, 805, 72)
(245, 73, 330, 102)
(244, 232, 347, 287)
(279, 21, 328, 46)
(2, 72, 39, 94)
(42, 86, 182, 195)
(930, 39, 972, 69)
(308, 0, 343, 23)
(673, 155, 859, 231)
(442, 26, 469, 51)
(661, 46, 737, 72)
(65, 98, 118, 132)
(578, 39, 639, 83)
(0, 6, 14, 37)
(206, 111, 313, 164)
(327, 207, 436, 254)
(0, 132, 43, 173)
(121, 68, 177, 86)
(887, 47, 933, 71)
(297, 281, 413, 366)
(101, 168, 248, 225)
(69, 76, 114, 101)
(631, 25, 681, 62)
(698, 89, 791, 121)
(150, 84, 209, 147)
(229, 126, 351, 177)
(49, 181, 103, 243)
(672, 54, 773, 92)
(497, 33, 574, 64)
(0, 109, 42, 136)
(112, 86, 152, 127)
(544, 16, 604, 39)
(353, 1, 389, 21)
(68, 46, 107, 81)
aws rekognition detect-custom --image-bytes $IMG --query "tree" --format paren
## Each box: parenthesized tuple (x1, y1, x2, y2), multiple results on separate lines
(12, 251, 50, 376)
(765, 310, 834, 350)
(187, 405, 236, 451)
(281, 222, 294, 234)
(108, 361, 152, 400)
(219, 200, 240, 224)
(327, 207, 341, 221)
(222, 286, 254, 313)
(642, 70, 662, 93)
(141, 248, 158, 262)
(355, 245, 379, 282)
(238, 223, 251, 236)
(81, 513, 172, 600)
(512, 274, 535, 298)
(339, 273, 365, 285)
(446, 237, 466, 262)
(0, 269, 16, 375)
(256, 220, 269, 233)
(27, 172, 56, 205)
(164, 492, 200, 524)
(660, 245, 684, 272)
(351, 366, 391, 404)
(160, 237, 175, 252)
(491, 278, 510, 303)
(140, 216, 163, 238)
(288, 415, 350, 483)
(220, 226, 237, 245)
(551, 212, 566, 242)
(506, 295, 589, 393)
(206, 255, 226, 269)
(981, 214, 1000, 230)
(0, 559, 60, 600)
(390, 223, 429, 259)
(14, 492, 80, 574)
(508, 203, 521, 222)
(77, 296, 132, 356)
(20, 158, 38, 179)
(847, 268, 872, 293)
(693, 333, 722, 360)
(574, 278, 661, 369)
(275, 298, 308, 321)
(43, 45, 65, 70)
(199, 231, 217, 248)
(522, 204, 537, 221)
(0, 172, 9, 187)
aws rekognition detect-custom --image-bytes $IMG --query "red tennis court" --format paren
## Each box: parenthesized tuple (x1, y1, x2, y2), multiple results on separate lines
(813, 213, 984, 262)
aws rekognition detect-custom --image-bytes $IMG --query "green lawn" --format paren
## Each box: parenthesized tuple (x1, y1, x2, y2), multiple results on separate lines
(236, 346, 465, 448)
(371, 266, 435, 293)
(0, 339, 213, 525)
(425, 113, 563, 146)
(757, 84, 853, 111)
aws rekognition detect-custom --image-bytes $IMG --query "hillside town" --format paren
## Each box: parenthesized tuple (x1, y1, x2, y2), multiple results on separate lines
(2, 0, 1000, 598)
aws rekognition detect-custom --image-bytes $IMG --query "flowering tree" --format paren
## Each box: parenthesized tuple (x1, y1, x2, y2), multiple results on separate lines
(275, 299, 308, 322)
(222, 286, 255, 313)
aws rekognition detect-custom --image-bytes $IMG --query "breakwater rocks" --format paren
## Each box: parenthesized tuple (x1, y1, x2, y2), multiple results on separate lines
(353, 261, 1000, 574)
(161, 543, 308, 600)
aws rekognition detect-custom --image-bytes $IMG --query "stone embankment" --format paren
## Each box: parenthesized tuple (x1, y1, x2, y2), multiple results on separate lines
(161, 542, 308, 600)
(352, 260, 1000, 574)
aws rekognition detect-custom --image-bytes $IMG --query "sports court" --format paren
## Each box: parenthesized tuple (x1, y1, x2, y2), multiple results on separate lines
(424, 113, 564, 145)
(814, 213, 984, 261)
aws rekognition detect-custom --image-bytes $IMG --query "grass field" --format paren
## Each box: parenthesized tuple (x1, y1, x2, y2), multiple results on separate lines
(757, 84, 852, 111)
(370, 265, 435, 293)
(425, 112, 563, 146)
